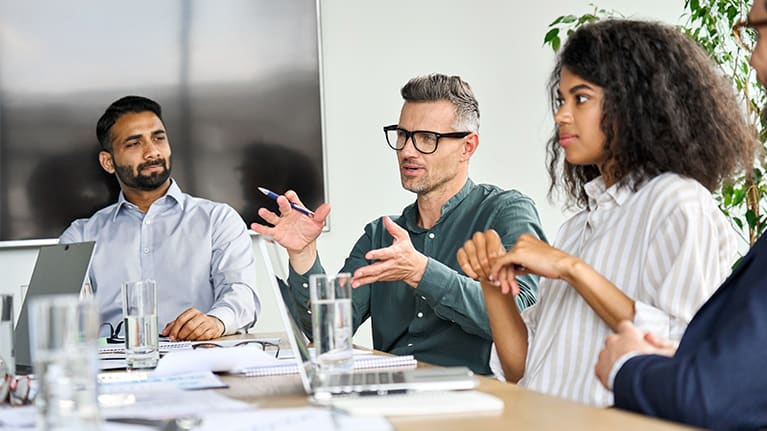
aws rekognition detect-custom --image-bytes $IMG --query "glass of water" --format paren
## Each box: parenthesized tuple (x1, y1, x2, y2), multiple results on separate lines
(121, 280, 159, 370)
(0, 294, 14, 375)
(309, 273, 353, 374)
(28, 294, 100, 430)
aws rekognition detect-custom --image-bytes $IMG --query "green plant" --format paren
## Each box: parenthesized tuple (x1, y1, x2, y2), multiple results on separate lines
(543, 1, 766, 246)
(543, 4, 622, 52)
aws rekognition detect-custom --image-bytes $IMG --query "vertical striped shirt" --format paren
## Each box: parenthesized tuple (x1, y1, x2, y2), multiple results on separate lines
(489, 173, 738, 406)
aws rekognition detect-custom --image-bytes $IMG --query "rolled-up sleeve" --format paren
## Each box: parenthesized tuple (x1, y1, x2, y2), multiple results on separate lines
(634, 204, 736, 341)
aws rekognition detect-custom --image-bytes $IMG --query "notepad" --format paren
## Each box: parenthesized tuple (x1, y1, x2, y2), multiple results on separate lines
(98, 371, 228, 393)
(98, 340, 193, 356)
(240, 354, 418, 377)
(316, 390, 505, 416)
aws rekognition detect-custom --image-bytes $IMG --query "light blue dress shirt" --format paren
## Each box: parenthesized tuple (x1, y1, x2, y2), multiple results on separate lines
(59, 180, 260, 335)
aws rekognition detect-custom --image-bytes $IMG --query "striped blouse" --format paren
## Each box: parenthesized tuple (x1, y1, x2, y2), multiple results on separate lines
(489, 173, 738, 406)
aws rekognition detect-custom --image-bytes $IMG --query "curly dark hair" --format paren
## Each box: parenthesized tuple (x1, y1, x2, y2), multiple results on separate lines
(546, 19, 756, 208)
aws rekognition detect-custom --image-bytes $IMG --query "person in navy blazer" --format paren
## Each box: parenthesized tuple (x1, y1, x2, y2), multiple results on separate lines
(595, 6, 767, 429)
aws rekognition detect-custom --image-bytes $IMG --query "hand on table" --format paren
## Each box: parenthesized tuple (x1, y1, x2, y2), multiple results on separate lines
(595, 321, 676, 389)
(162, 307, 225, 341)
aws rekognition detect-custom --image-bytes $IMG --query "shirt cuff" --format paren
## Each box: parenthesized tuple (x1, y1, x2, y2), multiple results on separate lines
(288, 257, 323, 287)
(415, 257, 453, 303)
(608, 351, 642, 390)
(207, 307, 236, 336)
(633, 300, 671, 339)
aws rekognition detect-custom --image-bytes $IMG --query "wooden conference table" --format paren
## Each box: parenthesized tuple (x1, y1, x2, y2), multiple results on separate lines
(210, 333, 697, 431)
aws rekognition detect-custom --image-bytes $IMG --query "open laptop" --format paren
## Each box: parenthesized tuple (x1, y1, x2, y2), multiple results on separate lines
(14, 241, 96, 373)
(255, 235, 478, 400)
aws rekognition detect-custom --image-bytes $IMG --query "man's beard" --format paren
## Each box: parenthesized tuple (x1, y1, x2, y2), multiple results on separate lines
(401, 172, 454, 196)
(114, 158, 172, 191)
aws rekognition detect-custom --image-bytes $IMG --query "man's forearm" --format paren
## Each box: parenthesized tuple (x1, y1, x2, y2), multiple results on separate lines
(288, 241, 318, 274)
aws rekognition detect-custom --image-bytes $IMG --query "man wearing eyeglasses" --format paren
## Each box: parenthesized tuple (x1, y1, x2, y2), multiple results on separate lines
(252, 74, 546, 374)
(594, 3, 767, 428)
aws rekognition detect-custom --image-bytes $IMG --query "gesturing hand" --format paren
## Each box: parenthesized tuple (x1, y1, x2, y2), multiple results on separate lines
(250, 190, 330, 253)
(351, 216, 428, 289)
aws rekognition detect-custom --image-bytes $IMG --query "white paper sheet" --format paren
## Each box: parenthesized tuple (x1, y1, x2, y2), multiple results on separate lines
(99, 371, 227, 393)
(100, 388, 252, 421)
(193, 408, 392, 431)
(151, 345, 282, 377)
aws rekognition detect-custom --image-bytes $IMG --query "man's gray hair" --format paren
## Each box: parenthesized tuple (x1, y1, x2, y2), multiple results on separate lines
(400, 74, 480, 133)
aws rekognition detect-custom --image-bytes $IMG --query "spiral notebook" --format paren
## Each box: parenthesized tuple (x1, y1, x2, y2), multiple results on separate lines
(241, 353, 418, 377)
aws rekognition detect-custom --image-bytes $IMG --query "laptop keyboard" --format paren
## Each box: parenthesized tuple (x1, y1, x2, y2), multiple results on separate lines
(332, 370, 406, 387)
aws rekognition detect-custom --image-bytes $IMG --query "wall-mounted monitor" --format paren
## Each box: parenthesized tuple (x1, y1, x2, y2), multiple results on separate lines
(0, 0, 326, 243)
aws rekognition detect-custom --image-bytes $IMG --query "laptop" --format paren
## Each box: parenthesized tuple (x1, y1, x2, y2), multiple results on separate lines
(255, 235, 478, 400)
(14, 241, 96, 373)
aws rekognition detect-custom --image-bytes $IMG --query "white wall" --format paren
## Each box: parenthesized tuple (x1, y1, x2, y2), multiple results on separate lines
(0, 0, 684, 347)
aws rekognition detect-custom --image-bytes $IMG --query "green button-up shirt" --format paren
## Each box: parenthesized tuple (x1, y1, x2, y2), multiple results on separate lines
(286, 179, 546, 374)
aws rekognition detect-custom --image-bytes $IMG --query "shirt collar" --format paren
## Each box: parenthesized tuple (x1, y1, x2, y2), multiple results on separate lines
(111, 179, 184, 221)
(584, 176, 635, 212)
(401, 178, 476, 232)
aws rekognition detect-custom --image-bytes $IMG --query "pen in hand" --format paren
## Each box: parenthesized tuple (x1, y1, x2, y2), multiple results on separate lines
(258, 187, 315, 217)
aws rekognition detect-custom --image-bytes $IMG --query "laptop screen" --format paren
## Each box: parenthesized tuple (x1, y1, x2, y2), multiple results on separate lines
(14, 241, 95, 372)
(255, 235, 316, 393)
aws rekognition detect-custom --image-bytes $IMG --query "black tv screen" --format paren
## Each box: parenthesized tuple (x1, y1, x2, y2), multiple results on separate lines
(0, 0, 325, 242)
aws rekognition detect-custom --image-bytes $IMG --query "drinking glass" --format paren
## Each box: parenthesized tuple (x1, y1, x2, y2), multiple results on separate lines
(0, 294, 14, 375)
(309, 273, 353, 374)
(121, 280, 159, 370)
(28, 294, 100, 430)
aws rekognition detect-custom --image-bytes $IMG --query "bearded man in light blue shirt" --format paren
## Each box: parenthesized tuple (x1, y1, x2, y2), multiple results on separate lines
(60, 96, 260, 341)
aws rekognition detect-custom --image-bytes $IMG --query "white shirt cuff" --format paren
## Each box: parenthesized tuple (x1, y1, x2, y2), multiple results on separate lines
(608, 351, 642, 390)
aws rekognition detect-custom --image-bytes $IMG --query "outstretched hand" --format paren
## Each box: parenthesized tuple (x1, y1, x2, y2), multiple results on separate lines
(250, 190, 331, 253)
(351, 216, 428, 289)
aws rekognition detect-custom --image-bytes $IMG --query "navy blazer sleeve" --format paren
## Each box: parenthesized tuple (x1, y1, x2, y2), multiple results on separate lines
(613, 237, 767, 431)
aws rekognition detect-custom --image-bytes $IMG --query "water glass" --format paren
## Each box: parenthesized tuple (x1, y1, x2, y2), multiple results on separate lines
(0, 294, 14, 375)
(28, 294, 100, 430)
(122, 280, 159, 370)
(309, 273, 353, 374)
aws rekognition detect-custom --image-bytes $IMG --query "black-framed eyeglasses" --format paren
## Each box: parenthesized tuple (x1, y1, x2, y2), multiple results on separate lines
(192, 340, 281, 358)
(383, 125, 472, 155)
(733, 17, 767, 52)
(101, 321, 125, 344)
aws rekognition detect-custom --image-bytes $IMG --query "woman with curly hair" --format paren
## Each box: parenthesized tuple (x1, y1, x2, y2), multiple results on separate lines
(457, 19, 755, 406)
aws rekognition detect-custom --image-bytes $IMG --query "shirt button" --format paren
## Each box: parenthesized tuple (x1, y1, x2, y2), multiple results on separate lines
(428, 233, 435, 239)
(420, 296, 426, 300)
(302, 283, 308, 288)
(417, 312, 423, 318)
(143, 248, 150, 254)
(144, 219, 151, 225)
(407, 343, 413, 347)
